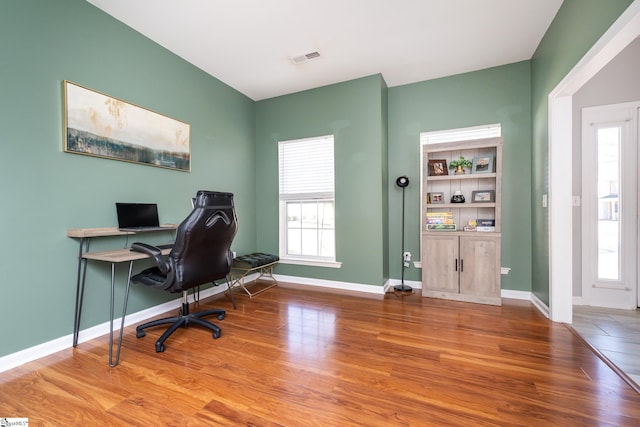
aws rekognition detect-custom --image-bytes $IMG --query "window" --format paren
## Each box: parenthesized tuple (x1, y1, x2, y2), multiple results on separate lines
(278, 135, 339, 267)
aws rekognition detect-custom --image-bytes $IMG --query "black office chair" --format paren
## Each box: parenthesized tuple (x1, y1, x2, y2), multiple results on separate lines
(130, 191, 238, 352)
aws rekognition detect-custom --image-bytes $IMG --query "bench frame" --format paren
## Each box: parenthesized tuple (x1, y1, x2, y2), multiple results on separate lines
(229, 260, 279, 297)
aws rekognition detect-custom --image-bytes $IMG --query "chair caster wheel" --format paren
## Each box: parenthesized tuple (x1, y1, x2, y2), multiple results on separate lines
(213, 330, 221, 339)
(217, 313, 225, 320)
(136, 330, 145, 338)
(155, 343, 165, 352)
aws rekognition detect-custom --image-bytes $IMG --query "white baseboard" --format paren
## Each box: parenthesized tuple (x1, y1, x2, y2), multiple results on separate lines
(0, 284, 229, 374)
(530, 292, 550, 319)
(275, 274, 387, 295)
(385, 278, 423, 292)
(500, 289, 531, 300)
(277, 275, 532, 302)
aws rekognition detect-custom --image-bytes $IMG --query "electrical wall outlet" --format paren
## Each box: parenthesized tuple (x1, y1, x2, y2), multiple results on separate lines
(403, 252, 411, 262)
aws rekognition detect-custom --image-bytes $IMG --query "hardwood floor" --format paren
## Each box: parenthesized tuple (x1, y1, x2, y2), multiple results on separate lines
(2, 284, 640, 426)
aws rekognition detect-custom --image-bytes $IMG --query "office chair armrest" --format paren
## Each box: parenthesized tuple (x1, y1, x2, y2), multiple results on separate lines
(131, 242, 169, 274)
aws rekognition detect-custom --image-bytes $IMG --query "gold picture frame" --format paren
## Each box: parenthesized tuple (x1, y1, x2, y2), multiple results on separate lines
(63, 81, 191, 171)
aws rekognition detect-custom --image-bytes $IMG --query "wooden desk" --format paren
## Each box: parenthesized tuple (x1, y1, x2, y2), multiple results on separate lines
(67, 226, 176, 239)
(68, 226, 176, 367)
(83, 247, 172, 263)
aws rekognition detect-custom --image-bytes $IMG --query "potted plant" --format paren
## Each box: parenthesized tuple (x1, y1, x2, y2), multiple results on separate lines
(449, 156, 473, 175)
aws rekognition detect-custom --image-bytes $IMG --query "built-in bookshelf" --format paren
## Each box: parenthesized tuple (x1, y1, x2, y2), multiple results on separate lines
(421, 137, 503, 305)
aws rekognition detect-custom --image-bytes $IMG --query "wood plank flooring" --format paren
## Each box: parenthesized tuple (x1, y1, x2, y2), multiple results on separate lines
(2, 284, 640, 426)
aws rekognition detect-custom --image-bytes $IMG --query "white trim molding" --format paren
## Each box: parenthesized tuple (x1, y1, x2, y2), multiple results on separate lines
(548, 0, 640, 323)
(385, 279, 423, 292)
(276, 274, 387, 295)
(531, 292, 551, 320)
(279, 258, 342, 269)
(501, 289, 531, 300)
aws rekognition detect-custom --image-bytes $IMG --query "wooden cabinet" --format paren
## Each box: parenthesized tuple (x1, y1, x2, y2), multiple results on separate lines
(421, 137, 502, 305)
(421, 234, 501, 305)
(422, 234, 459, 293)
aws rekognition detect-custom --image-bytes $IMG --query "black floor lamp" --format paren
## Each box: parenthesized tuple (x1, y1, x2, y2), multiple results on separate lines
(394, 176, 412, 293)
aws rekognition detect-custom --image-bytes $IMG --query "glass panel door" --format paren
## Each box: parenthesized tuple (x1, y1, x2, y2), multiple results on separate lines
(596, 127, 620, 281)
(582, 102, 638, 309)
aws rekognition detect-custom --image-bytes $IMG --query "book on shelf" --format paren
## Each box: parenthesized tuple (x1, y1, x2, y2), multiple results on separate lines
(426, 212, 453, 218)
(427, 218, 455, 224)
(426, 212, 454, 224)
(426, 223, 457, 231)
(476, 226, 496, 232)
(476, 219, 495, 226)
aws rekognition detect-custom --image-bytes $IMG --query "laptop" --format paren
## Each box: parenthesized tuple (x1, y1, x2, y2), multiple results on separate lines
(116, 202, 170, 232)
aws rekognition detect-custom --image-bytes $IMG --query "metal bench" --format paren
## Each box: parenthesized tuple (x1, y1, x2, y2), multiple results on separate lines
(230, 253, 279, 297)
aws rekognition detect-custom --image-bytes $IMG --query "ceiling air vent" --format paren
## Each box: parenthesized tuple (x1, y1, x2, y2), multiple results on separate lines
(289, 51, 321, 65)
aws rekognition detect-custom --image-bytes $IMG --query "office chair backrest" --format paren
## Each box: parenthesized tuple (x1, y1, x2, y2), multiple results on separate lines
(165, 191, 238, 293)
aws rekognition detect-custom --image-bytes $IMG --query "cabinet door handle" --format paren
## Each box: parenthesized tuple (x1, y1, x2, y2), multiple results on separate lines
(460, 259, 464, 272)
(455, 259, 458, 271)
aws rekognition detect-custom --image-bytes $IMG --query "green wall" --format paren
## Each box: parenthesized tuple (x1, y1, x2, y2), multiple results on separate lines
(4, 0, 636, 361)
(388, 62, 533, 290)
(255, 75, 389, 286)
(529, 0, 634, 304)
(0, 0, 256, 358)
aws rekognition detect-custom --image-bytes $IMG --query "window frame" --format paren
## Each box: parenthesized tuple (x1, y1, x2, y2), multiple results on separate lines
(278, 135, 341, 268)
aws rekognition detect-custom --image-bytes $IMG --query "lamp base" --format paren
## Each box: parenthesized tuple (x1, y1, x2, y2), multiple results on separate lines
(393, 284, 413, 293)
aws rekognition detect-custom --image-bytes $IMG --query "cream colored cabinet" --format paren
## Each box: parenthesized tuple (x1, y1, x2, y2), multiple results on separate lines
(421, 137, 502, 305)
(421, 234, 458, 293)
(421, 234, 501, 305)
(459, 234, 501, 303)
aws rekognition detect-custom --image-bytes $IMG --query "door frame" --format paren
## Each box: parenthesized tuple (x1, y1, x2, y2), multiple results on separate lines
(548, 1, 640, 323)
(581, 102, 639, 309)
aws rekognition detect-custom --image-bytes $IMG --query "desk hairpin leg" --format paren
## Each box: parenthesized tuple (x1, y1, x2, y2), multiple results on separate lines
(73, 237, 91, 347)
(108, 260, 133, 368)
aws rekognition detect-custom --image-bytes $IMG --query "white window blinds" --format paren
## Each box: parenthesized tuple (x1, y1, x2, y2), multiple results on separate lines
(278, 135, 334, 200)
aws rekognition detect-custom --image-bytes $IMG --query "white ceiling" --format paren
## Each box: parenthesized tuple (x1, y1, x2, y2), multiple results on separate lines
(86, 0, 563, 101)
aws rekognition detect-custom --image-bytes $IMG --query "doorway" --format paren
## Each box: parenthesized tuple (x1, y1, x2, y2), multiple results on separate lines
(548, 2, 640, 323)
(581, 102, 639, 309)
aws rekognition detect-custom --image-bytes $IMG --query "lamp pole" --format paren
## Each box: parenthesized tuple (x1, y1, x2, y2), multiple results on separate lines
(394, 176, 412, 293)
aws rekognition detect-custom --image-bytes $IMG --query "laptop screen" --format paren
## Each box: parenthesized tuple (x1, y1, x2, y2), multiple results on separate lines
(116, 203, 160, 229)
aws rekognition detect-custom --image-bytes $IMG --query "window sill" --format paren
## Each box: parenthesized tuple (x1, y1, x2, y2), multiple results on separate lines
(279, 257, 342, 269)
